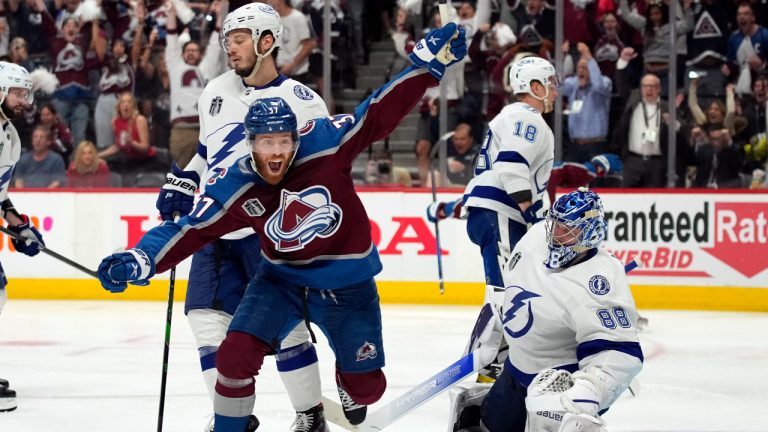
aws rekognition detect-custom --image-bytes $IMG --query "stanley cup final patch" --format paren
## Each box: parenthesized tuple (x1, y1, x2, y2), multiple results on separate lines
(242, 198, 266, 217)
(356, 341, 377, 361)
(209, 96, 223, 116)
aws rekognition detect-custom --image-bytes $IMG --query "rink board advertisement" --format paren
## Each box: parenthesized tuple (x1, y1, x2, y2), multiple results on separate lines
(2, 189, 767, 311)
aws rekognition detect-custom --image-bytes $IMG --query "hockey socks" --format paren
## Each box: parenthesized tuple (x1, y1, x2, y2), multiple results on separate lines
(214, 332, 268, 432)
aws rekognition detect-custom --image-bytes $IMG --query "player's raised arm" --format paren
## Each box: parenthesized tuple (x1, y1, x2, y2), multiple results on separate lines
(332, 22, 467, 163)
(98, 189, 249, 293)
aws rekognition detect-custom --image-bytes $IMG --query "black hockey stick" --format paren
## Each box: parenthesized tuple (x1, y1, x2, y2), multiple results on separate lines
(0, 225, 97, 278)
(429, 159, 446, 295)
(157, 213, 180, 432)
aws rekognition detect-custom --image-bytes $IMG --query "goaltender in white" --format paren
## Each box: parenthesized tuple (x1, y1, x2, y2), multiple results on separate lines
(475, 187, 643, 432)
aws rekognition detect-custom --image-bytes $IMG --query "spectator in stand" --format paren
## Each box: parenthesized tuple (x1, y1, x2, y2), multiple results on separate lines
(365, 149, 412, 187)
(67, 140, 111, 188)
(426, 123, 479, 187)
(4, 0, 47, 55)
(53, 0, 82, 30)
(269, 0, 316, 83)
(613, 48, 689, 187)
(509, 0, 554, 52)
(13, 125, 67, 188)
(7, 37, 34, 72)
(593, 12, 624, 85)
(35, 0, 106, 146)
(468, 21, 518, 121)
(688, 79, 738, 134)
(562, 42, 613, 163)
(684, 0, 733, 102)
(99, 91, 157, 171)
(39, 102, 74, 163)
(690, 126, 744, 188)
(347, 0, 364, 64)
(165, 0, 225, 168)
(736, 73, 768, 173)
(94, 37, 136, 150)
(564, 0, 601, 48)
(619, 0, 694, 92)
(726, 1, 768, 97)
(0, 14, 7, 58)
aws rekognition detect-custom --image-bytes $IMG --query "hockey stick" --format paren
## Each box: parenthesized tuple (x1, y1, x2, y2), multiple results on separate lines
(0, 225, 98, 278)
(156, 213, 180, 432)
(428, 146, 445, 295)
(323, 258, 647, 430)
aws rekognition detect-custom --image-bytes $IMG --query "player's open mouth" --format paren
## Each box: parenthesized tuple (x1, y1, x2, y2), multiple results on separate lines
(268, 161, 282, 172)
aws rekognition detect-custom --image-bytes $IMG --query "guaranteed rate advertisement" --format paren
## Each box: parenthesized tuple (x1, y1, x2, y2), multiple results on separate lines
(1, 189, 766, 309)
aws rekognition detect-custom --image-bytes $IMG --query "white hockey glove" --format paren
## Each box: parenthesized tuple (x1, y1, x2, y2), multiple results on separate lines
(525, 369, 608, 432)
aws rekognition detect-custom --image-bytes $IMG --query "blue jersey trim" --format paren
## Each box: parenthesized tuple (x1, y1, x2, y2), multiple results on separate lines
(496, 150, 530, 166)
(576, 339, 644, 363)
(243, 74, 289, 90)
(200, 350, 216, 371)
(260, 248, 383, 289)
(466, 186, 522, 211)
(196, 141, 207, 159)
(504, 359, 579, 387)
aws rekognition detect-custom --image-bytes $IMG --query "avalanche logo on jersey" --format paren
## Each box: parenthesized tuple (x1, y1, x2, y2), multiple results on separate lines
(265, 186, 343, 252)
(356, 341, 377, 361)
(588, 275, 610, 295)
(502, 286, 541, 339)
(207, 167, 228, 185)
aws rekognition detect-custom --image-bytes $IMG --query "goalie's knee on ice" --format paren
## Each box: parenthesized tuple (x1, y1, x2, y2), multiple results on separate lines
(215, 331, 270, 396)
(336, 367, 386, 405)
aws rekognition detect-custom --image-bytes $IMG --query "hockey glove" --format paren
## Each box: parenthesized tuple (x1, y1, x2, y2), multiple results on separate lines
(590, 153, 622, 177)
(97, 249, 155, 293)
(409, 23, 467, 79)
(525, 369, 608, 432)
(8, 215, 44, 257)
(522, 201, 544, 225)
(426, 198, 463, 223)
(156, 163, 200, 221)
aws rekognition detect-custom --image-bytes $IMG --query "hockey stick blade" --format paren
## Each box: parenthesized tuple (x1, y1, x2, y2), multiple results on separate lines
(0, 225, 98, 278)
(324, 352, 479, 431)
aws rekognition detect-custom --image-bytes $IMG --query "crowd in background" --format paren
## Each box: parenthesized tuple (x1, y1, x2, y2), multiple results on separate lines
(2, 0, 768, 189)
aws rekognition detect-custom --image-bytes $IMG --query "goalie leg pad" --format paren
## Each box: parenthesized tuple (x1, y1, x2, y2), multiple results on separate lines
(479, 369, 528, 432)
(448, 382, 493, 432)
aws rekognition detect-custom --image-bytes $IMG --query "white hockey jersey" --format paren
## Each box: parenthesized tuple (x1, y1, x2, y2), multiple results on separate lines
(166, 30, 224, 124)
(463, 102, 554, 224)
(501, 222, 643, 409)
(0, 121, 22, 202)
(185, 71, 328, 239)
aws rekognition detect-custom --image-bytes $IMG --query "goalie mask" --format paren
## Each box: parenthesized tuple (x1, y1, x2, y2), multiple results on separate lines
(0, 62, 33, 121)
(221, 3, 282, 81)
(244, 97, 299, 185)
(545, 187, 607, 269)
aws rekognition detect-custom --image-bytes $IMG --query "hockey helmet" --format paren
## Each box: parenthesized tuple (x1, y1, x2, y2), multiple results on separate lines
(0, 62, 33, 106)
(221, 3, 282, 50)
(508, 56, 559, 112)
(544, 187, 607, 269)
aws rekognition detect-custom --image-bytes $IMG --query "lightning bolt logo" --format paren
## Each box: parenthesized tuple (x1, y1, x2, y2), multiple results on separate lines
(502, 287, 541, 339)
(0, 166, 13, 191)
(208, 123, 246, 169)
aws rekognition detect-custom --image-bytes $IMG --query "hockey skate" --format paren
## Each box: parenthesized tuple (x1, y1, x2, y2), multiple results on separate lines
(291, 404, 330, 432)
(204, 414, 259, 432)
(0, 378, 17, 412)
(337, 384, 367, 425)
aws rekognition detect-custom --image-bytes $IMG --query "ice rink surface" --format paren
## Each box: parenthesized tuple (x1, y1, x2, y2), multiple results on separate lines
(1, 300, 767, 432)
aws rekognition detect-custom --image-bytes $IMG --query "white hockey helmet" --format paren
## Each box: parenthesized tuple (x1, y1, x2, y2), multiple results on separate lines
(221, 3, 283, 50)
(0, 61, 33, 106)
(508, 56, 559, 95)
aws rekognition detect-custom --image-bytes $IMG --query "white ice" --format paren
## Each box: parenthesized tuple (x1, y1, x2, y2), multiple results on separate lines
(1, 301, 767, 431)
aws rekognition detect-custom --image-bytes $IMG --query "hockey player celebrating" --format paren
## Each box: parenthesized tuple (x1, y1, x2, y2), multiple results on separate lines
(0, 62, 46, 412)
(153, 3, 330, 430)
(480, 187, 643, 432)
(98, 22, 467, 432)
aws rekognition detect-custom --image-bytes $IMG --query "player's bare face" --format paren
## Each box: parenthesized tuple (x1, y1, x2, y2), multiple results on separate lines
(250, 132, 297, 185)
(2, 88, 31, 119)
(224, 30, 257, 76)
